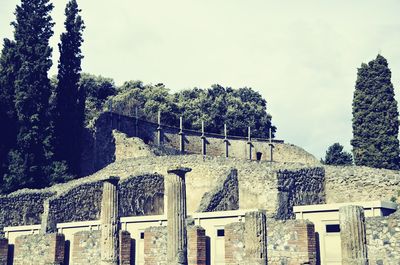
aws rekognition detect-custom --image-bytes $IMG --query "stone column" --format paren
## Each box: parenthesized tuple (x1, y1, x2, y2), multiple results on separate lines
(166, 167, 192, 265)
(244, 210, 267, 265)
(339, 205, 368, 265)
(100, 176, 120, 265)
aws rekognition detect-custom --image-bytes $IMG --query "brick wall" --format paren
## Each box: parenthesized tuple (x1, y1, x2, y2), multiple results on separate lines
(144, 226, 167, 265)
(71, 230, 101, 265)
(188, 226, 207, 265)
(267, 219, 316, 265)
(120, 230, 132, 265)
(225, 222, 245, 265)
(13, 233, 65, 265)
(0, 238, 8, 265)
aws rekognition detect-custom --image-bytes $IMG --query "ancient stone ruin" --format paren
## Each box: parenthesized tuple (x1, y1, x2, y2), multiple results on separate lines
(0, 115, 399, 264)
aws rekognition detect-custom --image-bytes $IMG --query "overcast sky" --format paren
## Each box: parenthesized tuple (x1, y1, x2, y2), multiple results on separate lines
(1, 0, 400, 159)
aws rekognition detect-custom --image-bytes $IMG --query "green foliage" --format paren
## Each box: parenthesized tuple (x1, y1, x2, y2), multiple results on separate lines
(174, 85, 275, 137)
(351, 55, 400, 170)
(110, 83, 275, 138)
(53, 0, 85, 175)
(4, 0, 56, 191)
(0, 39, 19, 182)
(79, 73, 117, 127)
(322, 143, 353, 166)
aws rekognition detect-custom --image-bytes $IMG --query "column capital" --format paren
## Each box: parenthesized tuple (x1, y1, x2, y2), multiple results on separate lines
(167, 167, 192, 176)
(102, 176, 120, 185)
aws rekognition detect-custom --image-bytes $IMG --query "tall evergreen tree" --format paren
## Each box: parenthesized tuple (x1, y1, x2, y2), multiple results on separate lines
(54, 0, 85, 175)
(0, 39, 19, 188)
(351, 55, 400, 169)
(3, 0, 55, 191)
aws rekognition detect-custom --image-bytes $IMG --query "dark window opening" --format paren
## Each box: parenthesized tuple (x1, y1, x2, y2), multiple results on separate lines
(140, 232, 145, 239)
(217, 229, 225, 237)
(326, 224, 340, 233)
(256, 152, 263, 161)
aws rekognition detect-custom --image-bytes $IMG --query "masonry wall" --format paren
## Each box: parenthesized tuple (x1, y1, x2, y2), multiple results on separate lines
(119, 174, 164, 217)
(0, 191, 54, 235)
(224, 219, 317, 265)
(325, 165, 400, 203)
(72, 230, 101, 265)
(81, 112, 319, 175)
(365, 212, 400, 264)
(267, 219, 316, 265)
(0, 238, 8, 265)
(44, 181, 103, 232)
(13, 233, 65, 265)
(144, 226, 167, 265)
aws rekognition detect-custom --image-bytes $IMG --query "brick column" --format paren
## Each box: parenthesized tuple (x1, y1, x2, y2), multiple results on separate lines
(244, 210, 267, 265)
(119, 230, 132, 265)
(225, 222, 245, 265)
(100, 176, 120, 265)
(166, 167, 192, 265)
(0, 238, 8, 265)
(187, 226, 206, 265)
(339, 205, 368, 265)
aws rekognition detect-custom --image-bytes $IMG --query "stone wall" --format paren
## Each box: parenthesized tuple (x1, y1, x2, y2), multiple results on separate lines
(72, 230, 101, 265)
(197, 168, 239, 212)
(81, 112, 319, 175)
(224, 218, 316, 265)
(44, 181, 103, 232)
(0, 238, 8, 265)
(325, 165, 400, 203)
(366, 212, 400, 264)
(119, 231, 132, 265)
(13, 233, 65, 265)
(119, 174, 164, 217)
(0, 191, 54, 234)
(267, 219, 316, 265)
(187, 226, 207, 265)
(225, 222, 246, 265)
(144, 226, 167, 265)
(276, 168, 325, 219)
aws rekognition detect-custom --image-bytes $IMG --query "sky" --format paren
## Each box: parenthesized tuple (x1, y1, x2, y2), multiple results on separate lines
(1, 0, 400, 160)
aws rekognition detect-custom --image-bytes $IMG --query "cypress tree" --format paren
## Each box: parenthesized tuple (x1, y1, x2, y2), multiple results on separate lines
(3, 0, 55, 191)
(54, 0, 85, 175)
(351, 55, 400, 169)
(323, 143, 353, 166)
(0, 39, 19, 188)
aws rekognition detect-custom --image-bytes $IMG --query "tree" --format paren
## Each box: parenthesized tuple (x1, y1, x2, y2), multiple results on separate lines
(0, 39, 19, 189)
(351, 55, 400, 170)
(323, 143, 352, 165)
(54, 0, 85, 175)
(3, 0, 55, 191)
(79, 73, 117, 127)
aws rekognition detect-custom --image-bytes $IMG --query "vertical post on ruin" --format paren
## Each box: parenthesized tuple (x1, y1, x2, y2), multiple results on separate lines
(135, 107, 139, 137)
(244, 210, 267, 265)
(166, 167, 192, 265)
(268, 127, 274, 162)
(339, 205, 369, 265)
(247, 126, 252, 160)
(100, 176, 120, 265)
(201, 121, 206, 157)
(157, 110, 162, 145)
(224, 123, 229, 158)
(179, 116, 185, 154)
